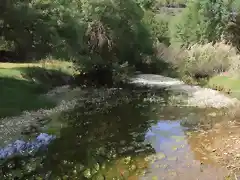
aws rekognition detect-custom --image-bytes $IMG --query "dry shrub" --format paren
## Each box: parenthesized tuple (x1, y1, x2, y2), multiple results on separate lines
(86, 21, 113, 56)
(155, 42, 187, 72)
(159, 41, 240, 77)
(184, 42, 238, 77)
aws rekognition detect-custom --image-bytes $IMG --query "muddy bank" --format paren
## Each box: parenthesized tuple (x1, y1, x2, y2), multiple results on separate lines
(131, 74, 239, 108)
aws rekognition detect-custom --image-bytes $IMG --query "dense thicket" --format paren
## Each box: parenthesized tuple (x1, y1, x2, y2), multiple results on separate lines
(0, 0, 158, 82)
(1, 0, 240, 82)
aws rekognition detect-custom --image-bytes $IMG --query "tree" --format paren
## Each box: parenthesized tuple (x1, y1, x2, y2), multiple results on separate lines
(0, 0, 154, 77)
(169, 0, 232, 47)
(74, 0, 154, 74)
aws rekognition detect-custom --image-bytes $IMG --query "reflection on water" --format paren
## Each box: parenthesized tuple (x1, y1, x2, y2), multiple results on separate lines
(0, 87, 235, 179)
(141, 121, 228, 180)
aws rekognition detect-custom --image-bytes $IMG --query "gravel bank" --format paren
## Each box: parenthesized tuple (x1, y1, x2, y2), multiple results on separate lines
(130, 74, 239, 108)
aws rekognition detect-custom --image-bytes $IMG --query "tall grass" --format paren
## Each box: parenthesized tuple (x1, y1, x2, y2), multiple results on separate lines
(161, 41, 240, 78)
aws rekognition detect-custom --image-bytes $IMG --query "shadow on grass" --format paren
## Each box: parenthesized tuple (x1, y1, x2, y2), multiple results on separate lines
(0, 67, 74, 118)
(16, 67, 73, 88)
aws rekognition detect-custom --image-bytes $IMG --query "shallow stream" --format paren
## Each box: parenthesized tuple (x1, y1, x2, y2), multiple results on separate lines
(0, 86, 238, 179)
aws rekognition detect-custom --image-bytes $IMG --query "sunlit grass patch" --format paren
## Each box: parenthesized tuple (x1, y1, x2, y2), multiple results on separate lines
(208, 75, 240, 98)
(0, 59, 76, 118)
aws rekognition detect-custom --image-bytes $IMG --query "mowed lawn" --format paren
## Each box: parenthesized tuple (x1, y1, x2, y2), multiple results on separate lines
(0, 60, 75, 118)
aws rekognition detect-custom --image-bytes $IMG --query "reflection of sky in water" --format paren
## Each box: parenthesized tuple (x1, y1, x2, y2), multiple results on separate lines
(144, 120, 186, 152)
(142, 120, 229, 180)
(0, 133, 55, 159)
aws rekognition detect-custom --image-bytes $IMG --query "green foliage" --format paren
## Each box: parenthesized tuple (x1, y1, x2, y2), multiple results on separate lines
(0, 0, 156, 82)
(0, 0, 87, 60)
(74, 0, 154, 75)
(225, 12, 240, 51)
(136, 0, 155, 9)
(142, 11, 170, 45)
(169, 42, 238, 78)
(154, 0, 187, 7)
(169, 0, 232, 47)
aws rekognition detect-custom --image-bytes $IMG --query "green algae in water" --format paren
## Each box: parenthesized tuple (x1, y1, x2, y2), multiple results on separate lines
(92, 167, 98, 175)
(93, 174, 105, 180)
(94, 163, 100, 171)
(144, 154, 157, 163)
(156, 152, 166, 160)
(129, 164, 137, 171)
(124, 156, 132, 164)
(167, 156, 178, 161)
(168, 170, 177, 177)
(75, 164, 85, 171)
(171, 135, 185, 142)
(171, 146, 178, 151)
(83, 169, 92, 179)
(157, 164, 168, 169)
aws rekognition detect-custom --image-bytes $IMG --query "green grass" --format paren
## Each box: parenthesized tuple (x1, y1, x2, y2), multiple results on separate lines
(0, 60, 75, 118)
(208, 75, 240, 99)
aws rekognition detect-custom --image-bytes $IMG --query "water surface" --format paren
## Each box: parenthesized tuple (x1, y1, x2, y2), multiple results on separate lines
(0, 87, 235, 179)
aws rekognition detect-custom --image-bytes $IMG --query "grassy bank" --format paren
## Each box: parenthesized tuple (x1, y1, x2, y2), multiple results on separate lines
(180, 71, 240, 100)
(207, 75, 240, 99)
(0, 60, 75, 118)
(159, 41, 240, 100)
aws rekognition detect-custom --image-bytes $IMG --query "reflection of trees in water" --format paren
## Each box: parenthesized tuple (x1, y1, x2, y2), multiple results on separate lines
(0, 88, 162, 179)
(41, 98, 155, 179)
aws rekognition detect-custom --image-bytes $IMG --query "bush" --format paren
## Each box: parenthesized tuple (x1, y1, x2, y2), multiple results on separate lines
(155, 43, 186, 70)
(174, 42, 238, 77)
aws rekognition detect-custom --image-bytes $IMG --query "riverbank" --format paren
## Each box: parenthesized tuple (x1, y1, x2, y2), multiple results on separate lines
(207, 74, 240, 99)
(0, 84, 126, 146)
(0, 60, 75, 118)
(131, 74, 240, 109)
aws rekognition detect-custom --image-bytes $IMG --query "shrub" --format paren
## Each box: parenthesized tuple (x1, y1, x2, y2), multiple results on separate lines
(177, 42, 238, 77)
(158, 41, 239, 78)
(155, 43, 186, 71)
